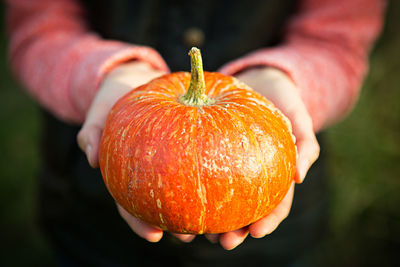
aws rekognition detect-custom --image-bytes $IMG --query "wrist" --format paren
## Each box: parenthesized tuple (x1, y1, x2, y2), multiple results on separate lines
(100, 60, 166, 93)
(235, 67, 293, 85)
(105, 60, 157, 81)
(235, 67, 298, 101)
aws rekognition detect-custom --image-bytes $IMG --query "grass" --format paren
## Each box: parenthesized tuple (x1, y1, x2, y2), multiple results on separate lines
(317, 2, 400, 265)
(1, 1, 400, 266)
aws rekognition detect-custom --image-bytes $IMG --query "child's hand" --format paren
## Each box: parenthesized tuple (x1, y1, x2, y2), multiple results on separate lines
(236, 67, 320, 184)
(77, 60, 166, 168)
(77, 61, 188, 242)
(78, 64, 319, 249)
(117, 203, 196, 243)
(204, 67, 320, 250)
(78, 61, 197, 244)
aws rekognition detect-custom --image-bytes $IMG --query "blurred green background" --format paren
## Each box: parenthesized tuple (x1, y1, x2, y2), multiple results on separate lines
(1, 1, 399, 267)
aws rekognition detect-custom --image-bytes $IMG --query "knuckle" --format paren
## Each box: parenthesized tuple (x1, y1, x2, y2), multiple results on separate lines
(77, 129, 85, 141)
(76, 129, 87, 149)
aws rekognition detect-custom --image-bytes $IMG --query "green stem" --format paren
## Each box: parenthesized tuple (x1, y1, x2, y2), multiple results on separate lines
(179, 47, 213, 107)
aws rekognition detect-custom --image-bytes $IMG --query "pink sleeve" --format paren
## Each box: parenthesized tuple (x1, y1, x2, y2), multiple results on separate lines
(219, 0, 386, 131)
(6, 0, 169, 124)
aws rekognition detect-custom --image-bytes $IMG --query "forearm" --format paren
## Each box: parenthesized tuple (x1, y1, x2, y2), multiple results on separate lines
(220, 0, 386, 131)
(6, 0, 169, 124)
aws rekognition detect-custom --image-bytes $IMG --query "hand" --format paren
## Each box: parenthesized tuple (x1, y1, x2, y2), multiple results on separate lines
(77, 61, 194, 243)
(204, 67, 320, 250)
(236, 67, 320, 183)
(77, 60, 166, 168)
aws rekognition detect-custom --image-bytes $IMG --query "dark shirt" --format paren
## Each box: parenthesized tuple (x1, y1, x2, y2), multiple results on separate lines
(38, 1, 329, 266)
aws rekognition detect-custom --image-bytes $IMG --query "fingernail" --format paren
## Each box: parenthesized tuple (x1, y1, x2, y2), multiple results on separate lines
(298, 160, 309, 183)
(181, 235, 195, 243)
(86, 145, 93, 165)
(172, 234, 195, 243)
(250, 229, 268, 239)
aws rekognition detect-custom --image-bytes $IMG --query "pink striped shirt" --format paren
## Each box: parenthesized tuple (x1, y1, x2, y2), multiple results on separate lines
(6, 0, 385, 130)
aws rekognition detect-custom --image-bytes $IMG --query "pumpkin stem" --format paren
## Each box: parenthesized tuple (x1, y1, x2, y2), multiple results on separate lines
(179, 47, 213, 107)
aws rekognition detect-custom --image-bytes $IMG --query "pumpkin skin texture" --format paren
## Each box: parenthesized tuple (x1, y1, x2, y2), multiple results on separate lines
(99, 50, 296, 234)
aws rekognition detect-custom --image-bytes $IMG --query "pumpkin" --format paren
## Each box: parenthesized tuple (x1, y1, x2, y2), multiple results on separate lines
(99, 47, 296, 234)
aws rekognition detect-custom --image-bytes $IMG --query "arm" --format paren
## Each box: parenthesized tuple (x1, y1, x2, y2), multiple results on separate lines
(5, 0, 175, 243)
(220, 0, 386, 132)
(213, 0, 386, 250)
(6, 0, 169, 124)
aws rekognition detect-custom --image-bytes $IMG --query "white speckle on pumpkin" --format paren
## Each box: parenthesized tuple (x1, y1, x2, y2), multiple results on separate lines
(158, 174, 163, 188)
(159, 213, 165, 223)
(156, 198, 162, 209)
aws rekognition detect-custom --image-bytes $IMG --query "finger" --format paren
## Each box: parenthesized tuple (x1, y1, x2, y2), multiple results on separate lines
(117, 204, 163, 242)
(205, 234, 219, 244)
(171, 233, 196, 243)
(77, 123, 103, 168)
(249, 182, 295, 238)
(285, 105, 319, 183)
(219, 227, 249, 250)
(295, 135, 320, 183)
(76, 90, 117, 168)
(77, 61, 168, 168)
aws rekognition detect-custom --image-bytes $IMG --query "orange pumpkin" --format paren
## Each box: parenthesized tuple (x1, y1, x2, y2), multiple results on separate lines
(99, 48, 296, 234)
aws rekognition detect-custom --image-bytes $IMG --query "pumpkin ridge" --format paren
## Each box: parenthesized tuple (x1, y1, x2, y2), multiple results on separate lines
(99, 48, 297, 234)
(214, 88, 251, 102)
(102, 102, 157, 205)
(196, 106, 228, 232)
(204, 73, 220, 97)
(126, 89, 178, 102)
(174, 72, 191, 95)
(114, 101, 181, 218)
(206, 75, 231, 97)
(221, 104, 269, 225)
(132, 104, 188, 228)
(219, 98, 295, 216)
(197, 105, 256, 231)
(149, 105, 190, 230)
(193, 107, 208, 234)
(121, 104, 169, 207)
(148, 73, 187, 96)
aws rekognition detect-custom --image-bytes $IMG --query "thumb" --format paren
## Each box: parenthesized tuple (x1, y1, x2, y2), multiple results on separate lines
(287, 106, 320, 183)
(77, 122, 103, 168)
(77, 96, 112, 168)
(77, 60, 167, 168)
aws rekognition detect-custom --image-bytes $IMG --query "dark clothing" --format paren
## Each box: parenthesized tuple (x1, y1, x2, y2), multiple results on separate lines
(82, 0, 295, 72)
(38, 1, 329, 266)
